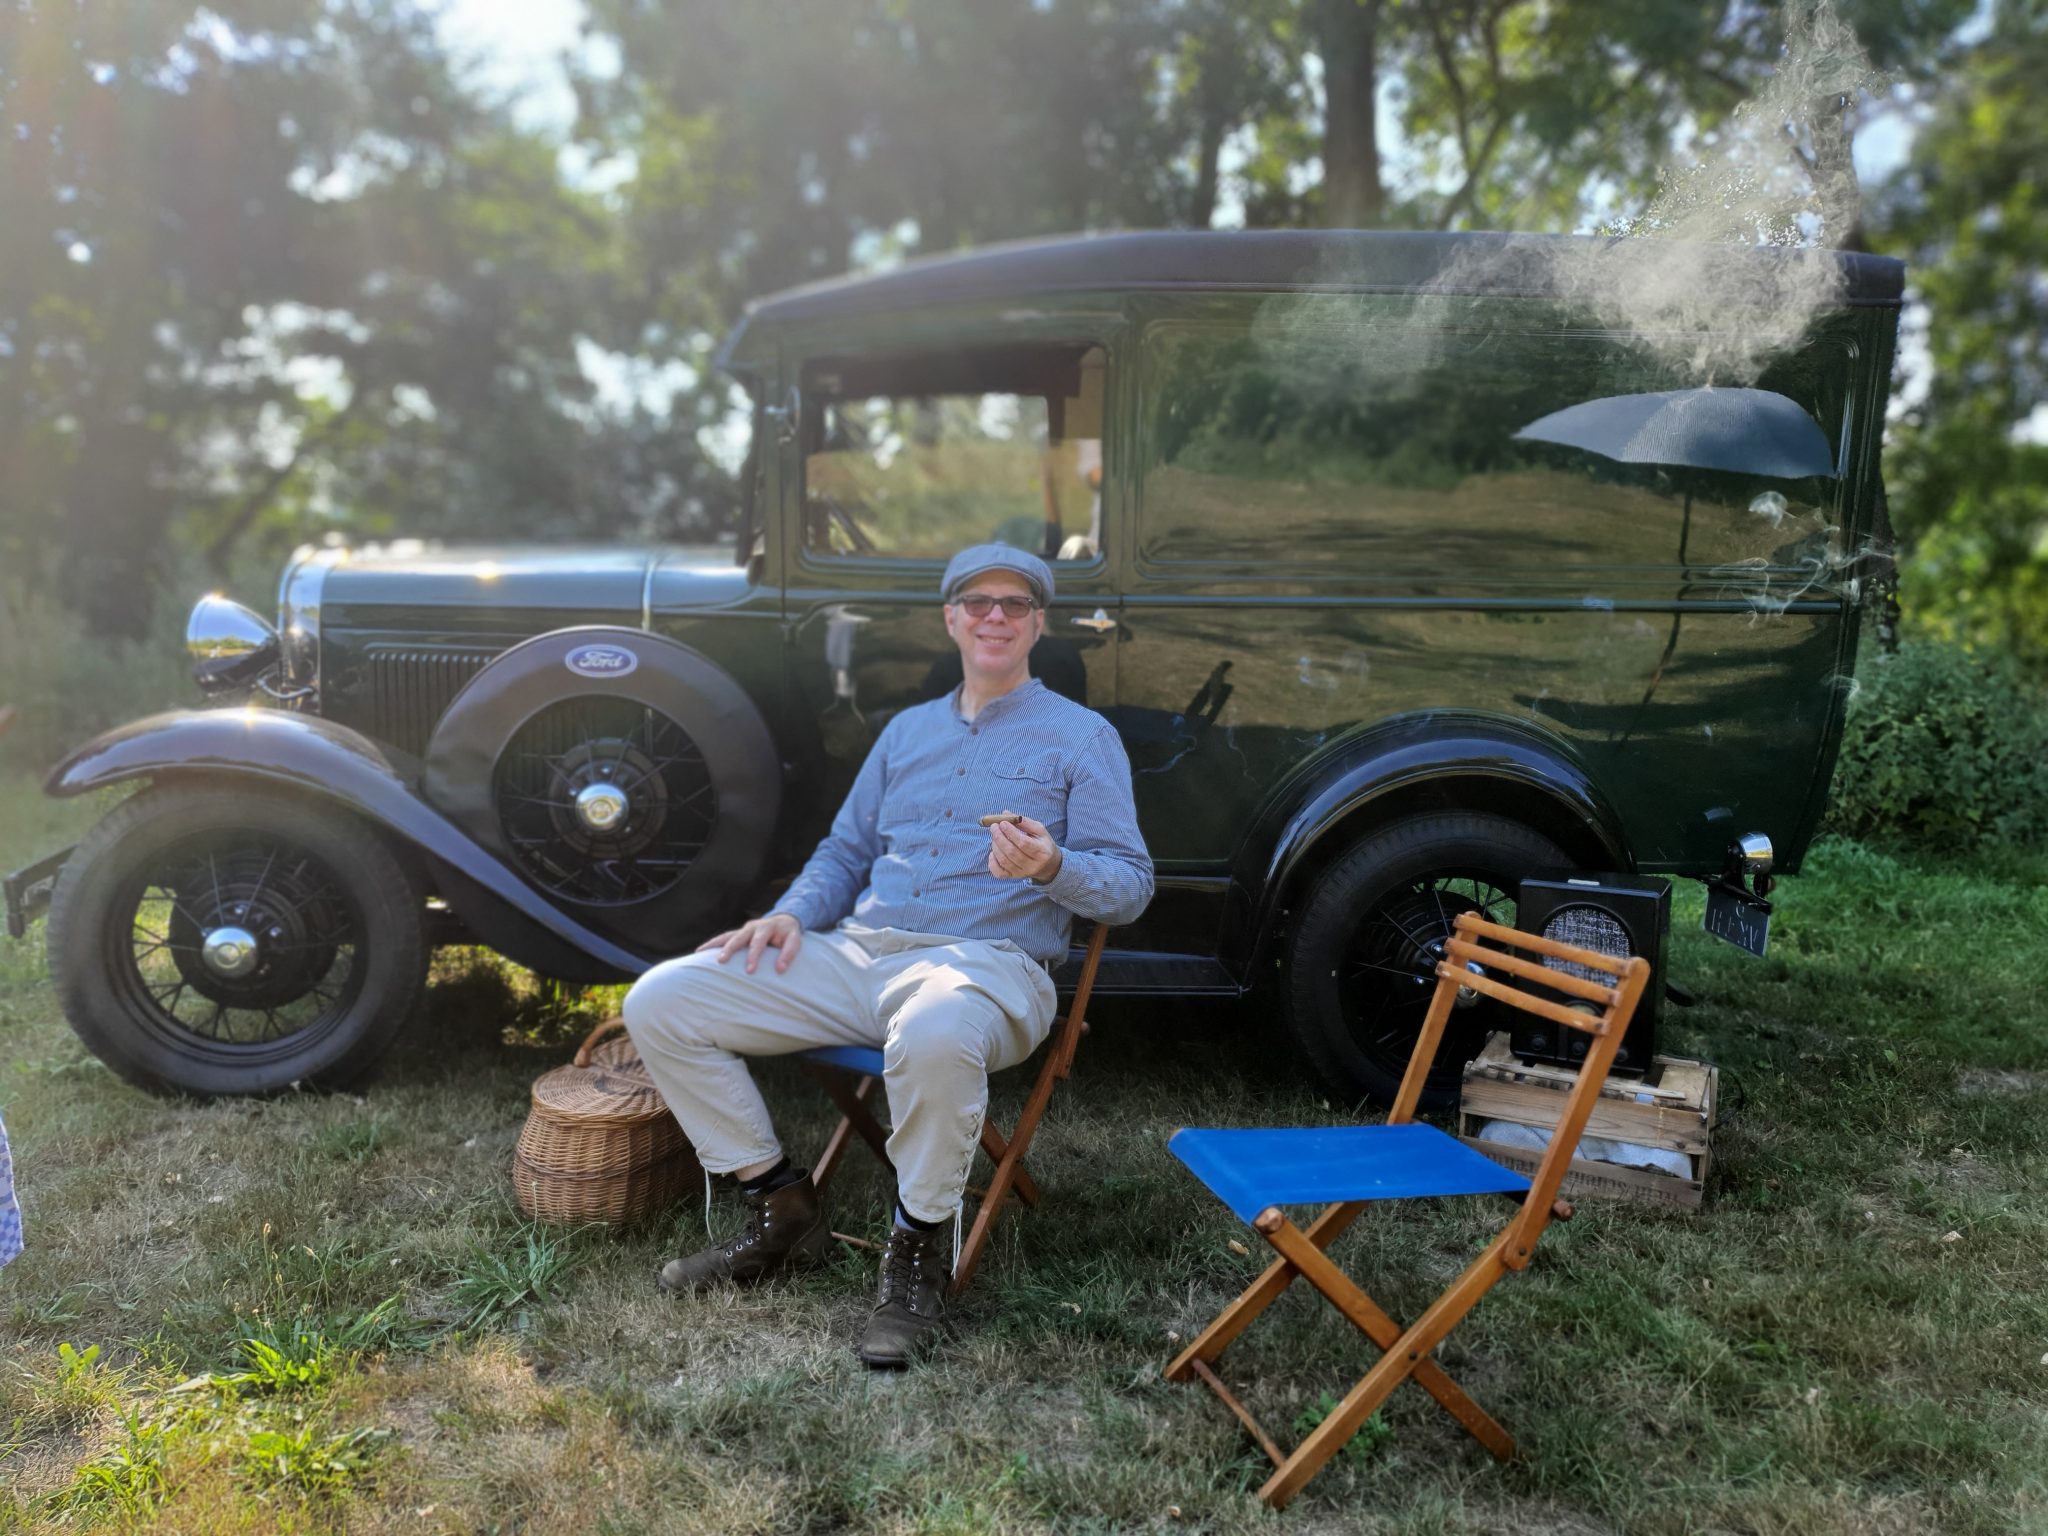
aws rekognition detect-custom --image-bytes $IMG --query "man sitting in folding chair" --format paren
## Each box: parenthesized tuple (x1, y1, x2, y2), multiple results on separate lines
(623, 544, 1152, 1368)
(1166, 911, 1651, 1508)
(799, 917, 1110, 1297)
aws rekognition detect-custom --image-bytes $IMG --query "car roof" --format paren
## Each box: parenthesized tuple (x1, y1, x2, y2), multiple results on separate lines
(715, 229, 1905, 375)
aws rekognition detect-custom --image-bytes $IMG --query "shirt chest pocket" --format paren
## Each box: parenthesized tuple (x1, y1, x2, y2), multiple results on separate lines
(989, 752, 1068, 834)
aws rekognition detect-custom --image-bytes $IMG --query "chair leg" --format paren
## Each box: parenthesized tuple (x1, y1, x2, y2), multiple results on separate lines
(1259, 1215, 1515, 1469)
(810, 1074, 877, 1193)
(977, 1120, 1042, 1207)
(803, 1067, 893, 1175)
(1189, 1358, 1285, 1469)
(951, 1044, 1068, 1294)
(1165, 1200, 1367, 1383)
(1259, 1324, 1418, 1510)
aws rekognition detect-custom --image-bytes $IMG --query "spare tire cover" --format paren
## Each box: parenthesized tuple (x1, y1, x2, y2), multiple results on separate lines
(423, 627, 780, 953)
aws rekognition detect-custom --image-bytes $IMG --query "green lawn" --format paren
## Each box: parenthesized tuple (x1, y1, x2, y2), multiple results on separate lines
(1, 775, 2044, 1534)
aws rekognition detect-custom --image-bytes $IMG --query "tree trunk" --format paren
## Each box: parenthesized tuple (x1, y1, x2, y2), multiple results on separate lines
(62, 415, 167, 644)
(1190, 104, 1225, 229)
(1316, 0, 1384, 228)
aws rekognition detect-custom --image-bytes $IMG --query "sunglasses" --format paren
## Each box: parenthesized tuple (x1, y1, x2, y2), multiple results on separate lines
(953, 594, 1040, 619)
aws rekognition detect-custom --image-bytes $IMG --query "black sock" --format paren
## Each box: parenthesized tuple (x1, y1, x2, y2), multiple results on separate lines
(738, 1156, 802, 1194)
(893, 1199, 941, 1231)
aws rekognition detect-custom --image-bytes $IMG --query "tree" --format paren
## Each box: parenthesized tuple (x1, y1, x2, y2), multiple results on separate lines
(1281, 0, 1971, 233)
(1877, 0, 2048, 671)
(0, 1, 675, 639)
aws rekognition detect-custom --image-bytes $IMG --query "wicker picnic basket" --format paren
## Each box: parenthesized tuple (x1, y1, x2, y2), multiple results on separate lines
(513, 1017, 700, 1225)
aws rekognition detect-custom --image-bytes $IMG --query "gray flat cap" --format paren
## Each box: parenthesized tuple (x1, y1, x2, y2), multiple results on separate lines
(940, 543, 1055, 607)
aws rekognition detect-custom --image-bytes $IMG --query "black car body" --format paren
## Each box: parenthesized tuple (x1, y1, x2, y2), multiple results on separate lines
(7, 231, 1904, 1104)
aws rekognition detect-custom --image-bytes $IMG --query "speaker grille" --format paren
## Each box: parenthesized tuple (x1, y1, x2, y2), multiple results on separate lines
(1541, 903, 1629, 983)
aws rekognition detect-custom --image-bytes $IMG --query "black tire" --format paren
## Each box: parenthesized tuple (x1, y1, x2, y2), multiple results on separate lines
(1283, 812, 1572, 1110)
(45, 783, 427, 1097)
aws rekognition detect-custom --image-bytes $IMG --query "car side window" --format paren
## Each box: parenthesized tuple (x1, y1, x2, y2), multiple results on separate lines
(802, 344, 1106, 564)
(1142, 301, 1847, 577)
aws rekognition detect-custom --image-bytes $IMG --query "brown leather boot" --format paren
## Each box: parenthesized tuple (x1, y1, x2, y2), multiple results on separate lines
(856, 1222, 950, 1369)
(658, 1173, 830, 1294)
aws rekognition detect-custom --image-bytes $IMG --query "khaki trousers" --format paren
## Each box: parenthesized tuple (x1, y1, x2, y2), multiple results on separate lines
(620, 924, 1058, 1224)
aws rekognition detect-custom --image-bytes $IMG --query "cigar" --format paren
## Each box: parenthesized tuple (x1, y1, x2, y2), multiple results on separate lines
(978, 811, 1023, 827)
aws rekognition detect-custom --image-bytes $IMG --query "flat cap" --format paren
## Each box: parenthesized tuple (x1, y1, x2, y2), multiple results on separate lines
(940, 543, 1055, 607)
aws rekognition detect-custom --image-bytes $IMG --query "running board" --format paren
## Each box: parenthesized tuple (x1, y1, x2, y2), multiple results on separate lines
(1053, 947, 1240, 997)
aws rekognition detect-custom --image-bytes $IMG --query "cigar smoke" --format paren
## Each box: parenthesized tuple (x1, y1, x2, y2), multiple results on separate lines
(1258, 0, 1887, 392)
(1587, 0, 1884, 384)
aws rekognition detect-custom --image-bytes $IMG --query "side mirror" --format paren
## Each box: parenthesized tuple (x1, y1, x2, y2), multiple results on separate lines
(186, 594, 282, 695)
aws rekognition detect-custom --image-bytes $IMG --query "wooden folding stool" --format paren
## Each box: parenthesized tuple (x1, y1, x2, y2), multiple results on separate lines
(1165, 910, 1651, 1509)
(798, 921, 1110, 1293)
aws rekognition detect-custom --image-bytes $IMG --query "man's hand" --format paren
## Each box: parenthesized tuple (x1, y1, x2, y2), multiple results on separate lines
(696, 912, 805, 974)
(988, 815, 1062, 885)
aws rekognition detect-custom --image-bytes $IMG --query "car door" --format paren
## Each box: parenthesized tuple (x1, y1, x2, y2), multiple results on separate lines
(779, 331, 1124, 847)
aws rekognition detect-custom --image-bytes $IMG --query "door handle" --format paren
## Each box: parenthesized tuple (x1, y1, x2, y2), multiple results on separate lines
(1070, 608, 1116, 634)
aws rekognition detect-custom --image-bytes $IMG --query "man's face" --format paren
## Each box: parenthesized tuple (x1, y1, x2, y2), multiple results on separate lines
(943, 569, 1043, 684)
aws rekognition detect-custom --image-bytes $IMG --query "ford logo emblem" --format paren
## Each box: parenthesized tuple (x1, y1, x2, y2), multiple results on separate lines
(565, 644, 639, 680)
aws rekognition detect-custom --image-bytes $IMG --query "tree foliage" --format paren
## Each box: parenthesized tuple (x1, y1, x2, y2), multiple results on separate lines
(1830, 639, 2048, 850)
(0, 0, 2028, 667)
(0, 1, 711, 641)
(1876, 0, 2048, 670)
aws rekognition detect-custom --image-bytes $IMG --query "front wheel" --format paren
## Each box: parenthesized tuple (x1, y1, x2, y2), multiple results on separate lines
(1283, 812, 1572, 1110)
(46, 783, 427, 1096)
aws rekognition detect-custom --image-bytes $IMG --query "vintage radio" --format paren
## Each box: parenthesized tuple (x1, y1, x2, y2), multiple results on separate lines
(1508, 874, 1669, 1076)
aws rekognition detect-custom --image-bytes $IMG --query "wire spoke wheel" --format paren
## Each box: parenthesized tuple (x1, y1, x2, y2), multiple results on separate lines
(115, 832, 364, 1052)
(494, 698, 718, 905)
(48, 784, 427, 1096)
(1338, 873, 1518, 1089)
(1284, 812, 1571, 1110)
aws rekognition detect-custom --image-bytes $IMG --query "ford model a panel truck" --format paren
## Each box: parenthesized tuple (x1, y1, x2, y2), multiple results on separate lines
(6, 231, 1901, 1105)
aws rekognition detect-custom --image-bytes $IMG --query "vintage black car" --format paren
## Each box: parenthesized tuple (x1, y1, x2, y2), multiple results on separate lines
(6, 231, 1903, 1106)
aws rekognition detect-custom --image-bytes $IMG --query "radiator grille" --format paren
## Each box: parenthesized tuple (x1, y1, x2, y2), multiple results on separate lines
(365, 647, 501, 756)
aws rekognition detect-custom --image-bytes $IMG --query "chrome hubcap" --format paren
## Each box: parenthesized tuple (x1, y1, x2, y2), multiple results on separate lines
(574, 781, 630, 832)
(1427, 940, 1487, 1008)
(200, 925, 261, 979)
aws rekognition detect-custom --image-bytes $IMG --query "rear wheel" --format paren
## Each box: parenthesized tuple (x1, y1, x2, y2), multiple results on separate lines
(46, 783, 426, 1096)
(1283, 812, 1571, 1110)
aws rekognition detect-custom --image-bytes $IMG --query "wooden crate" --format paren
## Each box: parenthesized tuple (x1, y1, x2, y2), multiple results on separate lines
(1457, 1032, 1717, 1210)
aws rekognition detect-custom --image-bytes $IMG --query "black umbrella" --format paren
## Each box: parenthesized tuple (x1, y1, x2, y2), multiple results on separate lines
(1512, 387, 1836, 746)
(1511, 387, 1837, 481)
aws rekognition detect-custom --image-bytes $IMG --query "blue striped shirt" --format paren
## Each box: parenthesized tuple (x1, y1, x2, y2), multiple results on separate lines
(775, 679, 1153, 964)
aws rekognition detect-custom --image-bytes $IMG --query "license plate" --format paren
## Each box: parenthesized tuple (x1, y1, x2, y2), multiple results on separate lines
(1703, 881, 1771, 958)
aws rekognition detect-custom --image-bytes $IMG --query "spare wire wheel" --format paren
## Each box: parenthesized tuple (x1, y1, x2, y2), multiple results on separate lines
(494, 698, 717, 905)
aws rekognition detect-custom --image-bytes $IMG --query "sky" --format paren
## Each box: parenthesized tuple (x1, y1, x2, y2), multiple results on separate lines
(435, 0, 588, 136)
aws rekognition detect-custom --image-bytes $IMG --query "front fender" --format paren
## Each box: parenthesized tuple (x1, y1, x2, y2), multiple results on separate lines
(1228, 710, 1631, 973)
(46, 710, 651, 981)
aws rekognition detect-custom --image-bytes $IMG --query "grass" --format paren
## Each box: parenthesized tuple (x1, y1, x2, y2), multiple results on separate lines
(1, 773, 2044, 1533)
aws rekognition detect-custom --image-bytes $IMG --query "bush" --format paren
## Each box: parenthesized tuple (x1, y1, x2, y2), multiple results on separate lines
(0, 563, 212, 772)
(1828, 639, 2048, 851)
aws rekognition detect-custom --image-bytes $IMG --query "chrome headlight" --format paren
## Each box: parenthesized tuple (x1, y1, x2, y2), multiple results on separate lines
(186, 594, 282, 696)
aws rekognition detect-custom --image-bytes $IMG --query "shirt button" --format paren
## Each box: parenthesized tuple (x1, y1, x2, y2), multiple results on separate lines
(944, 809, 953, 818)
(930, 848, 938, 856)
(971, 727, 979, 735)
(956, 768, 965, 776)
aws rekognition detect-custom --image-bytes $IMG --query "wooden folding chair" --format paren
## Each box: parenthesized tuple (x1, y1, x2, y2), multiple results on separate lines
(797, 921, 1110, 1293)
(1165, 910, 1651, 1509)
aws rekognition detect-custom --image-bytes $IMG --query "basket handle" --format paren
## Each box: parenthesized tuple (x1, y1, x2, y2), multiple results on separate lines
(573, 1015, 629, 1068)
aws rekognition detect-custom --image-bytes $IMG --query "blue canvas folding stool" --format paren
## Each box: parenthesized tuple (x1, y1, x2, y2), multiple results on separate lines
(1166, 910, 1651, 1509)
(797, 922, 1110, 1293)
